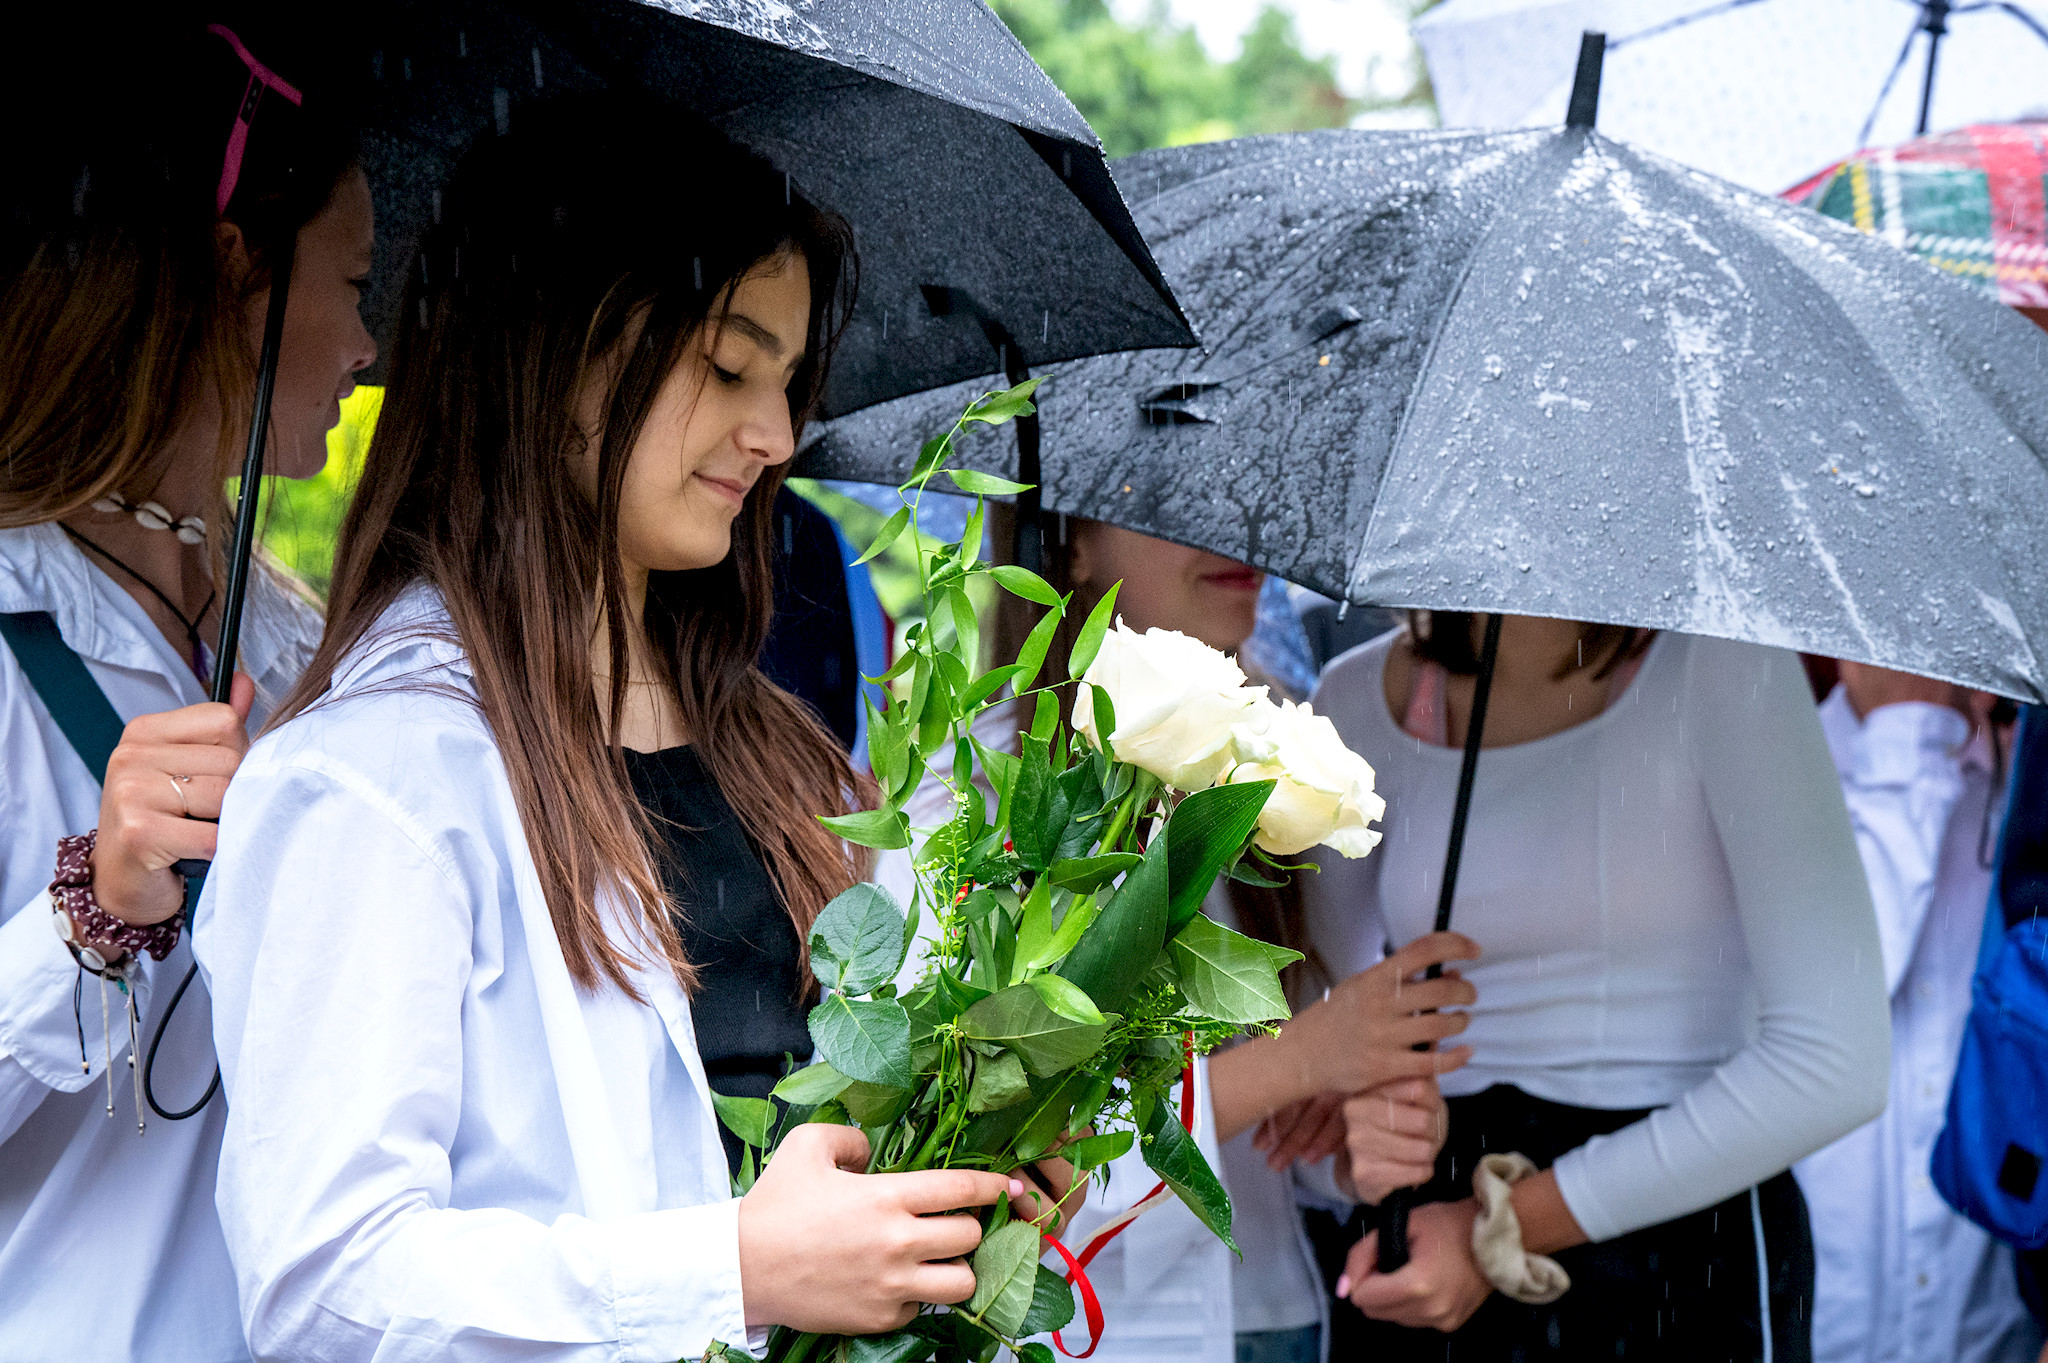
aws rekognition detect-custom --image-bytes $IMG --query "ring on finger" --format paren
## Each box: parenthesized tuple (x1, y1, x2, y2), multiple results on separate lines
(166, 772, 192, 816)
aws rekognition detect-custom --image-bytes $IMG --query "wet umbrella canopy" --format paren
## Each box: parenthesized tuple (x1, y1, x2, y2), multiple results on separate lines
(803, 118, 2048, 701)
(348, 0, 1191, 418)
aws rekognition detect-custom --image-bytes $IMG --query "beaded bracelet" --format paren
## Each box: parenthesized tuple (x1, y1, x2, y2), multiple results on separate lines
(49, 831, 183, 973)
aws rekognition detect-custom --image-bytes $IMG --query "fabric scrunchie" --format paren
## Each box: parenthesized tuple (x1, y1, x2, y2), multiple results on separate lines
(1470, 1152, 1572, 1305)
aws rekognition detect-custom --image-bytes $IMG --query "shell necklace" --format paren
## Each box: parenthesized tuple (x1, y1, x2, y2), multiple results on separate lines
(90, 491, 207, 546)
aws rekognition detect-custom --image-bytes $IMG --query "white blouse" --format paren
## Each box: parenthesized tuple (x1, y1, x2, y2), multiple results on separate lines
(195, 587, 752, 1363)
(0, 521, 319, 1363)
(1306, 629, 1889, 1243)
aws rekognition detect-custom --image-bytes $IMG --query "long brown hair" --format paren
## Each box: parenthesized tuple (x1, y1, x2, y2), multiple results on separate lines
(273, 99, 871, 996)
(986, 504, 1329, 1000)
(0, 13, 357, 537)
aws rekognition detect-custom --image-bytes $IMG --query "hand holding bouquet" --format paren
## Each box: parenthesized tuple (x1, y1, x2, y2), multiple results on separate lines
(708, 383, 1385, 1363)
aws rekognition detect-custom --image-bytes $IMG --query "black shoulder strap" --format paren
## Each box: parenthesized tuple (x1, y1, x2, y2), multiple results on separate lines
(0, 610, 125, 787)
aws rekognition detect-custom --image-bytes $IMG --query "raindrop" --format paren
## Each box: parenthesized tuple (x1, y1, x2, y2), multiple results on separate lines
(371, 50, 385, 82)
(493, 88, 511, 137)
(531, 46, 544, 90)
(693, 256, 703, 291)
(432, 189, 442, 225)
(417, 298, 429, 328)
(785, 173, 791, 205)
(458, 30, 467, 58)
(402, 56, 413, 82)
(72, 166, 88, 217)
(1042, 310, 1050, 344)
(1062, 149, 1073, 179)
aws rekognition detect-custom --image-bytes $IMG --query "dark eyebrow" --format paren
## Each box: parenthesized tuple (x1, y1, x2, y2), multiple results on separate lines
(719, 312, 804, 371)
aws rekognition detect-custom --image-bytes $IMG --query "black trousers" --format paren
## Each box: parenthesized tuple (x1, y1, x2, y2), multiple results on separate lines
(1304, 1085, 1815, 1362)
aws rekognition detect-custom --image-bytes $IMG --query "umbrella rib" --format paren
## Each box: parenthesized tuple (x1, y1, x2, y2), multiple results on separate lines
(1855, 18, 1925, 153)
(1609, 0, 1778, 51)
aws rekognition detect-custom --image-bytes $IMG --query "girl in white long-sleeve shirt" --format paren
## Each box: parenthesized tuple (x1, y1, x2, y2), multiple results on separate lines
(1307, 614, 1890, 1361)
(197, 101, 1031, 1363)
(0, 21, 374, 1361)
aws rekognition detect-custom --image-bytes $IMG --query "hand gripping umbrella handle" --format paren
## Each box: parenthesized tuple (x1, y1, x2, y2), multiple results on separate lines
(1374, 612, 1502, 1276)
(167, 231, 295, 885)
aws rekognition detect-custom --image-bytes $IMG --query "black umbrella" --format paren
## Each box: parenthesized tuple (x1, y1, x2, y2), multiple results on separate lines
(191, 0, 1195, 793)
(192, 0, 1196, 707)
(805, 31, 2048, 1267)
(146, 0, 1199, 1114)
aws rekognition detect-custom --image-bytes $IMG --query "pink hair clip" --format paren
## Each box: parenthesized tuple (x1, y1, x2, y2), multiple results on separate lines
(207, 23, 303, 216)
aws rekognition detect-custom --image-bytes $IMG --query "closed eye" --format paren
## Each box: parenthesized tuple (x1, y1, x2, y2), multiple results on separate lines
(711, 364, 744, 385)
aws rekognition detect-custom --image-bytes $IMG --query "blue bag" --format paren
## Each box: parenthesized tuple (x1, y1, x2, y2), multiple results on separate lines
(1932, 706, 2048, 1248)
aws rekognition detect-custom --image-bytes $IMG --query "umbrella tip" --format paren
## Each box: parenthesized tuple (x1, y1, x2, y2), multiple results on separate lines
(1565, 31, 1606, 130)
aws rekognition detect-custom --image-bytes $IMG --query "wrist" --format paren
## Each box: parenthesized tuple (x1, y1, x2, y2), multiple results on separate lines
(49, 831, 181, 971)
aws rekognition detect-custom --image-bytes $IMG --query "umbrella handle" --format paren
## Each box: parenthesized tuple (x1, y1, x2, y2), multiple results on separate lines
(1369, 612, 1504, 1277)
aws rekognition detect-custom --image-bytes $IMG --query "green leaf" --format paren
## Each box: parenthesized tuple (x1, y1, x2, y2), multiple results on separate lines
(1027, 972, 1106, 1025)
(932, 968, 991, 1018)
(1142, 1096, 1237, 1254)
(1017, 1341, 1059, 1363)
(1010, 734, 1062, 873)
(1068, 582, 1122, 679)
(1058, 1129, 1135, 1170)
(967, 1048, 1032, 1113)
(819, 807, 910, 851)
(853, 505, 911, 566)
(1049, 854, 1142, 894)
(960, 984, 1111, 1077)
(1051, 762, 1108, 864)
(1018, 1267, 1077, 1336)
(772, 1061, 853, 1106)
(810, 883, 909, 995)
(949, 468, 1034, 496)
(1056, 830, 1171, 1013)
(849, 1332, 934, 1363)
(961, 663, 1023, 710)
(1012, 600, 1064, 695)
(1024, 892, 1098, 971)
(710, 1092, 774, 1149)
(1163, 781, 1275, 933)
(1168, 916, 1303, 1025)
(1010, 877, 1056, 985)
(965, 1218, 1042, 1335)
(960, 498, 985, 569)
(807, 994, 913, 1088)
(911, 432, 952, 481)
(989, 564, 1061, 606)
(841, 1079, 913, 1127)
(964, 377, 1045, 425)
(943, 583, 980, 674)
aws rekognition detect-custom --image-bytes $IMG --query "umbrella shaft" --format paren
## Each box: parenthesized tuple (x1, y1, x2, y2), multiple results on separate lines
(1377, 613, 1504, 1275)
(1916, 0, 1951, 136)
(211, 231, 296, 703)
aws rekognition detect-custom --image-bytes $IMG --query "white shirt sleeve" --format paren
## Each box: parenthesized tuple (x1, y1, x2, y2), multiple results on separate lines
(0, 888, 178, 1144)
(1831, 699, 1972, 996)
(202, 760, 751, 1363)
(1552, 641, 1891, 1243)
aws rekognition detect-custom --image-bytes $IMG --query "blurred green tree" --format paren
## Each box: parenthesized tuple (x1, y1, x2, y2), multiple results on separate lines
(991, 0, 1357, 156)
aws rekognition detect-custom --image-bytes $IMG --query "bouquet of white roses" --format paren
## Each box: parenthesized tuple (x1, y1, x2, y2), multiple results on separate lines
(707, 383, 1384, 1363)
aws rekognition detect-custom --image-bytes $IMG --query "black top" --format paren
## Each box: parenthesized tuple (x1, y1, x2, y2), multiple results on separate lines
(624, 744, 812, 1175)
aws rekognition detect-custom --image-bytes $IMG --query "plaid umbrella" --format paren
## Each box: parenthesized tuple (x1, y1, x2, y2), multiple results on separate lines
(1786, 122, 2048, 319)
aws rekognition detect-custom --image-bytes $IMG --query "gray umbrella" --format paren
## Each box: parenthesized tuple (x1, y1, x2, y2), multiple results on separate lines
(800, 59, 2048, 703)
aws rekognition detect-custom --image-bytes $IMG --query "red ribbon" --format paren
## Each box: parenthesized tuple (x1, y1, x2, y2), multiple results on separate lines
(1044, 1034, 1197, 1358)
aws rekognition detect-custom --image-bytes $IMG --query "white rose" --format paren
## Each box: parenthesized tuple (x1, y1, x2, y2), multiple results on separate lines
(1227, 699, 1386, 858)
(1073, 621, 1267, 790)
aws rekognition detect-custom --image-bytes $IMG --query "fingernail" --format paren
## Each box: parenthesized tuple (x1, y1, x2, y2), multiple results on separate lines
(1009, 1178, 1027, 1197)
(1335, 1274, 1351, 1297)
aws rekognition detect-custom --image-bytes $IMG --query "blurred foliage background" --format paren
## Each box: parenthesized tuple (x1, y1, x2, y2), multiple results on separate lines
(259, 2, 1437, 600)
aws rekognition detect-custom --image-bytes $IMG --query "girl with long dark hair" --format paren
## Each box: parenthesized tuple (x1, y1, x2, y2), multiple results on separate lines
(197, 101, 1029, 1361)
(0, 15, 373, 1360)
